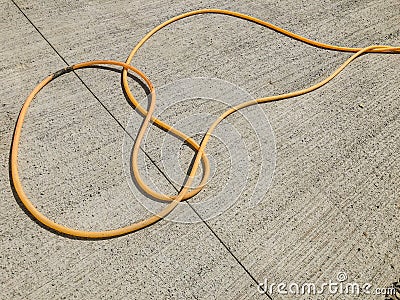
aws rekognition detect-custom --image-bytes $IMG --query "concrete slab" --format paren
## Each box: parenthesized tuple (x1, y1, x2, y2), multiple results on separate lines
(1, 2, 269, 299)
(1, 0, 399, 299)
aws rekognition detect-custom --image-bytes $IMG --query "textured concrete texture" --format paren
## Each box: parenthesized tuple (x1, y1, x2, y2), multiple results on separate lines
(1, 0, 399, 299)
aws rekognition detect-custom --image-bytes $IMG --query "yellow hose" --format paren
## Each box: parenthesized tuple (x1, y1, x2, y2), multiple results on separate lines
(10, 9, 400, 238)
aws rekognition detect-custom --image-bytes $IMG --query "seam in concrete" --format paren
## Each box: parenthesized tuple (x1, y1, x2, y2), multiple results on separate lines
(10, 1, 272, 298)
(10, 0, 178, 204)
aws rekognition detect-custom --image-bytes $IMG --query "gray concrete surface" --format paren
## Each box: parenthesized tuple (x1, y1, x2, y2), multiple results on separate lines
(1, 0, 399, 299)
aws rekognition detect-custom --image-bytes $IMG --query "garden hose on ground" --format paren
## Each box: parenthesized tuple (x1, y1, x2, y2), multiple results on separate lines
(10, 9, 400, 238)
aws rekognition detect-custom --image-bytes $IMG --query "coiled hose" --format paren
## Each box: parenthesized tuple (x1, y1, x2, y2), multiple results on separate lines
(10, 9, 400, 238)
